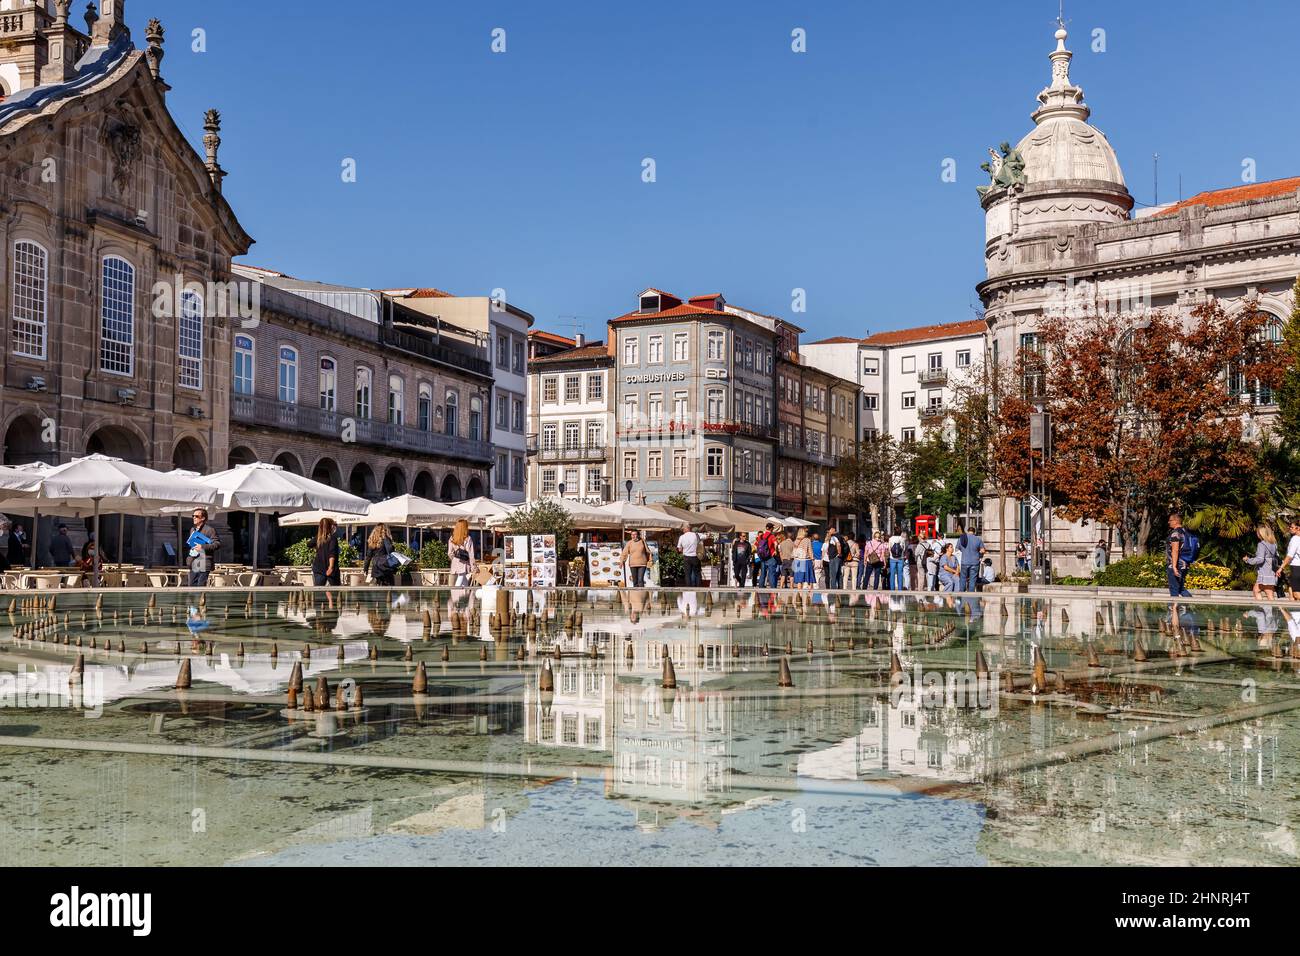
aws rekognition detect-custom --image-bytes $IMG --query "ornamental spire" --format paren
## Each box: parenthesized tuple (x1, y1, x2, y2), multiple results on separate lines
(1031, 24, 1089, 124)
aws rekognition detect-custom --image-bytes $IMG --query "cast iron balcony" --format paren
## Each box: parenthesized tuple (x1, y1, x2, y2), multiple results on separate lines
(231, 393, 494, 463)
(918, 367, 948, 386)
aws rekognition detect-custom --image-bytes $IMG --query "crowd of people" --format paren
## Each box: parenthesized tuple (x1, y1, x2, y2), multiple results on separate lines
(612, 521, 992, 593)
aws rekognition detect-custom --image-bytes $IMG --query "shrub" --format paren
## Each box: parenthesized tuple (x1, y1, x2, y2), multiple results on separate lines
(282, 537, 359, 567)
(1095, 553, 1234, 590)
(657, 545, 684, 586)
(420, 539, 449, 569)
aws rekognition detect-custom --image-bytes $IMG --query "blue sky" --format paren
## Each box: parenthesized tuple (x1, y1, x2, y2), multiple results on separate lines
(156, 0, 1300, 342)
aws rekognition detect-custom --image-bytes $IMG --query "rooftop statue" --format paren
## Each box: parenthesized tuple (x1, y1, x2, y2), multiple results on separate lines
(977, 141, 1027, 198)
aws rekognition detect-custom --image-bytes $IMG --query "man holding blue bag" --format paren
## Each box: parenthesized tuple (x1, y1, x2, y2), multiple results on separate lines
(187, 508, 220, 587)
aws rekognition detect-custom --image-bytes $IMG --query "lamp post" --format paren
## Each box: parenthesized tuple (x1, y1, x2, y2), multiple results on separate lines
(558, 481, 566, 499)
(625, 479, 633, 503)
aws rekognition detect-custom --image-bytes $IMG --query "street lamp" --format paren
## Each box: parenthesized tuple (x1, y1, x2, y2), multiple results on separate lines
(625, 479, 633, 502)
(558, 481, 566, 499)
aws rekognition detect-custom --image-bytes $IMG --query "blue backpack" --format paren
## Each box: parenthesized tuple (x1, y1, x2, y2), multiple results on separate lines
(1179, 530, 1200, 566)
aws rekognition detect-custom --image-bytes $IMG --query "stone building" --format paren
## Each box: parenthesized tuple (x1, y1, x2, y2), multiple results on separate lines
(608, 289, 779, 511)
(229, 266, 494, 563)
(527, 329, 575, 361)
(775, 357, 837, 524)
(525, 335, 615, 505)
(384, 287, 533, 504)
(0, 1, 253, 561)
(975, 24, 1299, 574)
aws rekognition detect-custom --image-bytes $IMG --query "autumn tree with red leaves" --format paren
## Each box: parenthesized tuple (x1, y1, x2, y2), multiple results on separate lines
(992, 299, 1286, 556)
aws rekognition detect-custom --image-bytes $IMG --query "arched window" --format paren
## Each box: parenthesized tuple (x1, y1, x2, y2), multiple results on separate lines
(278, 346, 298, 404)
(100, 255, 135, 375)
(178, 288, 203, 390)
(355, 366, 372, 419)
(418, 384, 432, 431)
(470, 396, 482, 441)
(319, 357, 337, 410)
(444, 389, 459, 437)
(1230, 315, 1284, 406)
(12, 240, 47, 359)
(388, 374, 404, 425)
(233, 334, 254, 395)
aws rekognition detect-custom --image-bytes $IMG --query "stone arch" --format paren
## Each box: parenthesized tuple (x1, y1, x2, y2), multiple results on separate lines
(228, 445, 258, 468)
(2, 410, 50, 466)
(440, 472, 461, 502)
(381, 465, 406, 498)
(85, 422, 147, 464)
(272, 450, 303, 475)
(349, 462, 376, 498)
(171, 435, 207, 473)
(412, 470, 436, 499)
(311, 456, 343, 487)
(465, 475, 484, 499)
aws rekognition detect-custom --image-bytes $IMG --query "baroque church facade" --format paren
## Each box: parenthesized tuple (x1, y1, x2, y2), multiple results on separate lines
(0, 0, 252, 559)
(975, 25, 1299, 576)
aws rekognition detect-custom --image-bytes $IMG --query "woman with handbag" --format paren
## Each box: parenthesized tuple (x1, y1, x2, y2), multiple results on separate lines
(448, 518, 477, 587)
(364, 523, 397, 586)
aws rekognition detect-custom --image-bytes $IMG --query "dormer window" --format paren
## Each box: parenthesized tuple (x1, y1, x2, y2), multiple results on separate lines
(640, 294, 660, 314)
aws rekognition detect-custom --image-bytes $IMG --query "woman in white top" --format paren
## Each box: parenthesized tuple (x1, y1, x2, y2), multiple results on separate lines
(1283, 519, 1300, 603)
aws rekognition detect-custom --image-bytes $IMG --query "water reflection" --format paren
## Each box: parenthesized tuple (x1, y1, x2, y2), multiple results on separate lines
(0, 587, 1295, 865)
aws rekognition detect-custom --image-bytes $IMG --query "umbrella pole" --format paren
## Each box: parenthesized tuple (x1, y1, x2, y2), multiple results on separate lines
(93, 499, 101, 587)
(30, 508, 39, 570)
(117, 512, 125, 564)
(176, 516, 183, 570)
(252, 511, 261, 571)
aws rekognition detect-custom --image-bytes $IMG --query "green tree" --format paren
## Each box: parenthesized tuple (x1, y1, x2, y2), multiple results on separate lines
(834, 435, 905, 533)
(504, 499, 575, 544)
(666, 492, 692, 510)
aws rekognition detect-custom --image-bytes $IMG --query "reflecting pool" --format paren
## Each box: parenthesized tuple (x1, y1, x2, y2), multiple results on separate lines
(0, 587, 1296, 866)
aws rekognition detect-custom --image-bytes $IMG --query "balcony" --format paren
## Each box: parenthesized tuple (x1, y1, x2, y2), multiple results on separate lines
(920, 403, 945, 421)
(528, 443, 609, 463)
(231, 393, 494, 463)
(917, 367, 948, 386)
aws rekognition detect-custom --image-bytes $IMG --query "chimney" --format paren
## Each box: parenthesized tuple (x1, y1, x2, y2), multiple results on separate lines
(574, 333, 585, 348)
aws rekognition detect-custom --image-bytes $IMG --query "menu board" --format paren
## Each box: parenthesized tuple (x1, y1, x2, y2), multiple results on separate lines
(530, 534, 557, 588)
(587, 542, 624, 588)
(502, 535, 531, 588)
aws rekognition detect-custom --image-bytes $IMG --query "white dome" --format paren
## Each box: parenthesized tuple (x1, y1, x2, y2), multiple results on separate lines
(1015, 116, 1125, 187)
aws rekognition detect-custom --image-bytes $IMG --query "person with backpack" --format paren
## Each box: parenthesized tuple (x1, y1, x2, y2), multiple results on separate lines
(1165, 512, 1195, 598)
(825, 528, 843, 590)
(921, 535, 941, 591)
(731, 533, 754, 588)
(1243, 524, 1279, 601)
(755, 523, 779, 588)
(887, 532, 906, 591)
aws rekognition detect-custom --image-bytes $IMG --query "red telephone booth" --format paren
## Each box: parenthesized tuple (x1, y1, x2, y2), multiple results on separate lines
(915, 514, 938, 538)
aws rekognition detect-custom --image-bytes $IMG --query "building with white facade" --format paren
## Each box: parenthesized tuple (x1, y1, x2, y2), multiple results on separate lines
(385, 288, 533, 503)
(526, 336, 615, 505)
(973, 23, 1298, 574)
(803, 320, 986, 448)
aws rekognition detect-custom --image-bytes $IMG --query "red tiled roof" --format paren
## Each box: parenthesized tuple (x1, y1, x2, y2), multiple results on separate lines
(861, 319, 986, 347)
(1151, 177, 1300, 218)
(528, 330, 576, 346)
(609, 302, 733, 323)
(529, 343, 609, 365)
(806, 335, 862, 345)
(383, 287, 455, 298)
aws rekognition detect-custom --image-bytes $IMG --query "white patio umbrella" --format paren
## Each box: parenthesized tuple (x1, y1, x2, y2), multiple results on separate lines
(364, 494, 461, 527)
(275, 509, 361, 528)
(486, 496, 621, 530)
(594, 500, 690, 531)
(0, 455, 216, 581)
(447, 496, 516, 528)
(192, 462, 369, 570)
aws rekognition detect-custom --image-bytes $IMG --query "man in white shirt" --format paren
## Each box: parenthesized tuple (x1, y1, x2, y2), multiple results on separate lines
(677, 529, 702, 587)
(1282, 519, 1300, 602)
